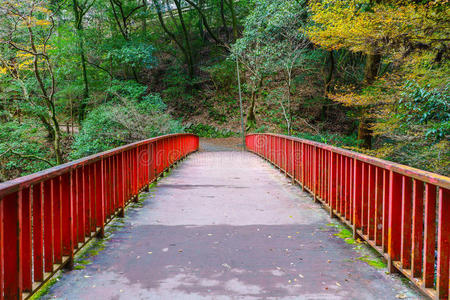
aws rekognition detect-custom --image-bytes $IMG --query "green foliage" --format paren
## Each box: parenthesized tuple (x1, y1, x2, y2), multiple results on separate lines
(397, 82, 449, 141)
(162, 64, 199, 113)
(294, 132, 361, 148)
(0, 120, 54, 181)
(186, 123, 236, 138)
(70, 82, 183, 159)
(107, 41, 156, 68)
(204, 59, 236, 91)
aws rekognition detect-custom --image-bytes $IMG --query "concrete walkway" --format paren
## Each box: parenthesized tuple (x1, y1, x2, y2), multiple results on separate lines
(45, 149, 421, 299)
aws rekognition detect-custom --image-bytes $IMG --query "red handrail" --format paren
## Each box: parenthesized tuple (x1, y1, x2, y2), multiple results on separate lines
(0, 133, 199, 299)
(246, 133, 450, 299)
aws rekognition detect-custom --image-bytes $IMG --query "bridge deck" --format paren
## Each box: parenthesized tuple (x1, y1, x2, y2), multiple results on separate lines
(44, 144, 420, 299)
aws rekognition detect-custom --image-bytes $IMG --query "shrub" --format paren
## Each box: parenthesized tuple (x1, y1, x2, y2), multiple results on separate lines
(0, 120, 54, 181)
(70, 83, 183, 159)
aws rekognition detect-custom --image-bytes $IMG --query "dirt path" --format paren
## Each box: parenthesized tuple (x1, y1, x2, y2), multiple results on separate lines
(199, 137, 244, 152)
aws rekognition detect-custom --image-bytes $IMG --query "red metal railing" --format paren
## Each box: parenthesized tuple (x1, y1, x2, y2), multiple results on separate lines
(246, 133, 450, 299)
(0, 133, 199, 300)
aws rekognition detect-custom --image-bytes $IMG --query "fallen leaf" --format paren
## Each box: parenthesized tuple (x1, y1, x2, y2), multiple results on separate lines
(148, 252, 153, 254)
(298, 274, 304, 278)
(336, 282, 341, 287)
(395, 294, 407, 299)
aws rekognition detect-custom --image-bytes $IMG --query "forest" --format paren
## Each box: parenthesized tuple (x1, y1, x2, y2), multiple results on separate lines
(0, 0, 448, 182)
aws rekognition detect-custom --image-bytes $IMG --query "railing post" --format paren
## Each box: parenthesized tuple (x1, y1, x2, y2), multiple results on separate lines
(43, 180, 54, 273)
(98, 160, 105, 238)
(329, 152, 337, 218)
(353, 159, 362, 238)
(53, 177, 62, 265)
(313, 146, 318, 202)
(21, 187, 32, 293)
(33, 183, 44, 279)
(291, 140, 295, 183)
(301, 143, 305, 190)
(400, 176, 412, 270)
(374, 167, 383, 246)
(61, 173, 73, 270)
(423, 183, 437, 288)
(118, 152, 125, 217)
(3, 191, 22, 300)
(411, 179, 424, 278)
(388, 171, 402, 273)
(436, 188, 449, 299)
(382, 169, 390, 253)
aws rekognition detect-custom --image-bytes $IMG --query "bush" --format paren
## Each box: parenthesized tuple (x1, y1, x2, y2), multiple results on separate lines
(294, 132, 361, 148)
(204, 59, 236, 91)
(70, 82, 183, 159)
(0, 120, 54, 181)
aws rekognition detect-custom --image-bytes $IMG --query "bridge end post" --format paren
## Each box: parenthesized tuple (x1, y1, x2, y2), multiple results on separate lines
(96, 227, 105, 239)
(64, 257, 74, 271)
(133, 195, 139, 203)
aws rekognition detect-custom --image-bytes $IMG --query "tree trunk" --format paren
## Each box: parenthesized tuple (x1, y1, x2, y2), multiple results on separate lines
(320, 50, 334, 121)
(220, 0, 229, 40)
(358, 53, 381, 149)
(197, 0, 205, 42)
(246, 90, 256, 130)
(152, 0, 194, 78)
(287, 71, 292, 135)
(142, 0, 147, 34)
(77, 33, 89, 123)
(73, 0, 89, 124)
(174, 0, 195, 78)
(324, 50, 334, 94)
(246, 79, 263, 130)
(226, 0, 238, 40)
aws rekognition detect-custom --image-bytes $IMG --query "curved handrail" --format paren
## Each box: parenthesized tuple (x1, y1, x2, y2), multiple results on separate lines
(246, 133, 449, 299)
(0, 133, 199, 299)
(247, 133, 450, 189)
(0, 133, 197, 197)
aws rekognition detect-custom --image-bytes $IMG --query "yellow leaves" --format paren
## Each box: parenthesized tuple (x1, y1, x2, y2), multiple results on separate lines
(0, 67, 7, 75)
(305, 0, 447, 54)
(35, 6, 52, 14)
(16, 52, 33, 59)
(35, 19, 52, 26)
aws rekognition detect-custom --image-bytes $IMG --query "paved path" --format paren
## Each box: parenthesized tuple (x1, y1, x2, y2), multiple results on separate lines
(45, 150, 421, 299)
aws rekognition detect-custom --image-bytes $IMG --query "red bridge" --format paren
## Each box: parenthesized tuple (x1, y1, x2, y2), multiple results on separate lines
(0, 134, 448, 299)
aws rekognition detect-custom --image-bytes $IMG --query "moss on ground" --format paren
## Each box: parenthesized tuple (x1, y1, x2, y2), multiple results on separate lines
(327, 222, 386, 270)
(29, 276, 61, 300)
